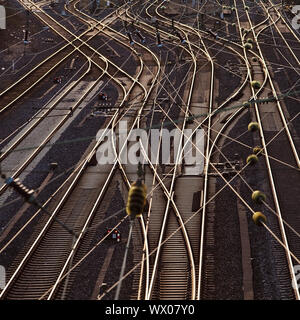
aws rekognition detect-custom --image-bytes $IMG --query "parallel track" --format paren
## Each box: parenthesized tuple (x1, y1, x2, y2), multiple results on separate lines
(0, 0, 161, 300)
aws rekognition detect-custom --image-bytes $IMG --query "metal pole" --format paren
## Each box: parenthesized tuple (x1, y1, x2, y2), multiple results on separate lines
(61, 0, 66, 16)
(114, 219, 134, 300)
(61, 235, 77, 300)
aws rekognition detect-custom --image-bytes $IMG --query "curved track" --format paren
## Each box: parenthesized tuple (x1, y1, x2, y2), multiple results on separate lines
(1, 0, 300, 301)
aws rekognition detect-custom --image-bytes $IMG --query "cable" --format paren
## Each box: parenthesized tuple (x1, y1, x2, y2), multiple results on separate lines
(37, 0, 300, 300)
(114, 218, 134, 300)
(0, 171, 78, 238)
(36, 88, 300, 300)
(1, 0, 298, 298)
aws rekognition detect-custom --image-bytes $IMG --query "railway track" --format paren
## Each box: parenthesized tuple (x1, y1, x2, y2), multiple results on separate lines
(125, 0, 251, 300)
(127, 0, 300, 300)
(160, 2, 250, 300)
(0, 0, 161, 300)
(125, 2, 201, 300)
(238, 0, 300, 299)
(0, 0, 128, 116)
(70, 0, 169, 301)
(0, 1, 128, 145)
(59, 0, 200, 300)
(0, 0, 146, 199)
(1, 0, 300, 301)
(0, 110, 120, 299)
(62, 0, 300, 300)
(162, 0, 299, 299)
(117, 0, 223, 300)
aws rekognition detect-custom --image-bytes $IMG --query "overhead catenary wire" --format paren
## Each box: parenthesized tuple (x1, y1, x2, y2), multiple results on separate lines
(147, 0, 300, 243)
(36, 93, 300, 300)
(0, 170, 78, 238)
(36, 130, 300, 299)
(1, 85, 300, 156)
(32, 0, 300, 300)
(0, 0, 116, 57)
(126, 0, 300, 296)
(1, 0, 298, 222)
(2, 0, 300, 148)
(1, 0, 298, 300)
(2, 0, 300, 250)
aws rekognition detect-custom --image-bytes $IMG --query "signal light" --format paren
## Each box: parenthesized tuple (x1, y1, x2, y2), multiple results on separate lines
(107, 228, 121, 242)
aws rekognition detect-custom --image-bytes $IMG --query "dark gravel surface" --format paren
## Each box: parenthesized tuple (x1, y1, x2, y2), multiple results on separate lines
(66, 185, 133, 300)
(252, 12, 300, 299)
(0, 1, 68, 90)
(45, 3, 88, 35)
(0, 75, 117, 276)
(87, 30, 138, 78)
(212, 111, 282, 300)
(207, 42, 242, 105)
(259, 29, 300, 138)
(248, 1, 268, 26)
(0, 54, 89, 144)
(77, 0, 116, 21)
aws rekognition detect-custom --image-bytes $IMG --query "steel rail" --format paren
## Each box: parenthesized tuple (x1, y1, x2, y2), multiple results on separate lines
(1, 37, 150, 297)
(69, 3, 164, 299)
(236, 0, 300, 299)
(127, 0, 258, 300)
(69, 2, 169, 300)
(35, 0, 161, 299)
(252, 0, 300, 168)
(0, 0, 123, 114)
(139, 1, 201, 301)
(18, 0, 145, 97)
(138, 0, 274, 300)
(0, 0, 140, 197)
(0, 1, 145, 299)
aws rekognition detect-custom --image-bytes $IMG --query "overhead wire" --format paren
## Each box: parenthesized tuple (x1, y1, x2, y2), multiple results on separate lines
(2, 0, 299, 186)
(1, 0, 298, 300)
(34, 0, 297, 300)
